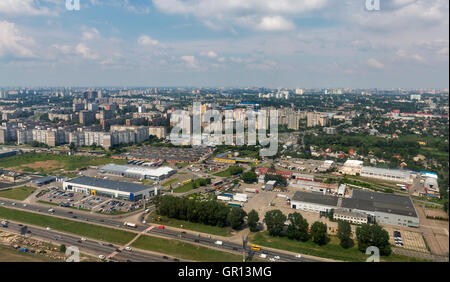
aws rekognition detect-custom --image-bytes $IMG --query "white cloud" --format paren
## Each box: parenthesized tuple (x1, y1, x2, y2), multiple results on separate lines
(138, 35, 159, 46)
(75, 43, 98, 59)
(181, 55, 197, 68)
(0, 0, 54, 16)
(0, 20, 35, 58)
(256, 16, 295, 31)
(82, 28, 100, 41)
(367, 58, 384, 69)
(201, 51, 218, 58)
(152, 0, 328, 31)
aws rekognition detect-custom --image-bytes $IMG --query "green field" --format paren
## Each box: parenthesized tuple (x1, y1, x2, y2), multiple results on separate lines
(132, 235, 242, 262)
(148, 215, 232, 237)
(0, 186, 36, 200)
(162, 178, 179, 187)
(173, 182, 196, 193)
(0, 152, 127, 175)
(249, 232, 428, 262)
(0, 206, 136, 245)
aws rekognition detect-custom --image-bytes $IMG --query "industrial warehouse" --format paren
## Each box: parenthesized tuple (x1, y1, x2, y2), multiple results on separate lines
(99, 163, 176, 180)
(291, 189, 419, 228)
(62, 176, 160, 201)
(360, 166, 414, 184)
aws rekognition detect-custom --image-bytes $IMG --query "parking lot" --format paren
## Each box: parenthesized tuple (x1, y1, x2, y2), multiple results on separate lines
(383, 226, 429, 253)
(35, 187, 144, 215)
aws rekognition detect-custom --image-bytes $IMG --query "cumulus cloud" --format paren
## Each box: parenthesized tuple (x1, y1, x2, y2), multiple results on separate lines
(367, 58, 384, 69)
(152, 0, 328, 31)
(256, 16, 295, 31)
(138, 35, 159, 46)
(82, 27, 100, 41)
(0, 20, 35, 58)
(181, 55, 197, 68)
(75, 43, 98, 59)
(0, 0, 55, 16)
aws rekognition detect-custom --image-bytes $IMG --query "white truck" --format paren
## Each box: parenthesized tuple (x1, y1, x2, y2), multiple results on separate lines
(123, 222, 137, 228)
(215, 240, 223, 246)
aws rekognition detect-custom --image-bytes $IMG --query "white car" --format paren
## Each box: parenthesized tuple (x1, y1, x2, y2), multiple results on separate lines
(125, 247, 132, 251)
(99, 255, 106, 260)
(12, 203, 16, 206)
(23, 204, 27, 207)
(295, 254, 302, 258)
(274, 256, 280, 260)
(269, 258, 276, 262)
(259, 254, 267, 259)
(46, 227, 51, 230)
(81, 237, 87, 241)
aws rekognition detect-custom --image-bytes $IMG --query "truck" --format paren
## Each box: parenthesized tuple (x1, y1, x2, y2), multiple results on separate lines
(1, 220, 8, 228)
(277, 194, 287, 198)
(215, 240, 223, 246)
(245, 188, 259, 194)
(227, 202, 242, 208)
(123, 222, 137, 228)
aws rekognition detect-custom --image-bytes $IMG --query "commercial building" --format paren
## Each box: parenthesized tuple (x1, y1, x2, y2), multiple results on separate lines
(63, 176, 160, 201)
(360, 166, 414, 184)
(100, 164, 176, 181)
(340, 160, 364, 175)
(333, 209, 368, 224)
(291, 189, 419, 228)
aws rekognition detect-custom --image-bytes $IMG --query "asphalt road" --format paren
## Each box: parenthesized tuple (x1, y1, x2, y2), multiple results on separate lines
(2, 221, 173, 262)
(0, 198, 318, 262)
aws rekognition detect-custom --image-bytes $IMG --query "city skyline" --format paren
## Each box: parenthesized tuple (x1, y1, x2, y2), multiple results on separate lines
(0, 0, 449, 88)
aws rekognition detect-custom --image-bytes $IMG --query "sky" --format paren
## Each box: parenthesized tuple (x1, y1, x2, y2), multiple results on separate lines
(0, 0, 448, 88)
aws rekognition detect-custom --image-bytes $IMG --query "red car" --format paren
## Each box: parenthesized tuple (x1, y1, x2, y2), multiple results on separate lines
(159, 225, 165, 229)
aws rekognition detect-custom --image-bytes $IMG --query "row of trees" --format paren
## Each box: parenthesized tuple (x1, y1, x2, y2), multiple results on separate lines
(262, 209, 391, 255)
(154, 195, 246, 229)
(264, 210, 329, 245)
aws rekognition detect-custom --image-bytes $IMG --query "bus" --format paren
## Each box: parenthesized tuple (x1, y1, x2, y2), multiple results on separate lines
(251, 244, 261, 251)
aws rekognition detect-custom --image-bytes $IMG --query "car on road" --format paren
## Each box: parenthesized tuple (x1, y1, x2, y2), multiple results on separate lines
(23, 204, 27, 207)
(259, 254, 267, 259)
(274, 256, 280, 260)
(269, 257, 276, 262)
(12, 203, 16, 206)
(81, 237, 87, 241)
(46, 227, 51, 230)
(162, 256, 168, 259)
(125, 247, 132, 251)
(72, 216, 77, 219)
(99, 255, 106, 260)
(295, 254, 302, 258)
(68, 211, 73, 214)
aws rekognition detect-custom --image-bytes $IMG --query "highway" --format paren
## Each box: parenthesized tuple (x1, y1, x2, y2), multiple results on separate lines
(2, 221, 173, 262)
(0, 198, 319, 262)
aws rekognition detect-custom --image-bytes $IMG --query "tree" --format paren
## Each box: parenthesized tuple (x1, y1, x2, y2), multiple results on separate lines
(286, 212, 309, 241)
(310, 222, 329, 246)
(337, 220, 354, 249)
(247, 210, 260, 232)
(60, 244, 66, 253)
(241, 171, 258, 184)
(69, 142, 76, 152)
(228, 207, 247, 229)
(264, 210, 286, 236)
(356, 224, 391, 256)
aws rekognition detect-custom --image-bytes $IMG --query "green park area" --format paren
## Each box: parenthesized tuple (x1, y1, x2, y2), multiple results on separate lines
(162, 178, 179, 187)
(213, 166, 244, 177)
(0, 152, 127, 175)
(249, 232, 428, 262)
(0, 244, 59, 262)
(148, 214, 232, 237)
(0, 186, 36, 201)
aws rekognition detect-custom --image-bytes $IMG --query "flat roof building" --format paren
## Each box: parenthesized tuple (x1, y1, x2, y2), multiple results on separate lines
(100, 164, 176, 181)
(360, 166, 414, 184)
(63, 176, 160, 201)
(291, 189, 419, 228)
